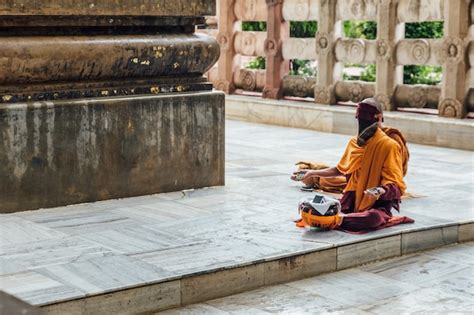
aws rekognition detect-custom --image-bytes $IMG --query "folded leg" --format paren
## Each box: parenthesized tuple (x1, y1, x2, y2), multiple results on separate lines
(340, 208, 391, 232)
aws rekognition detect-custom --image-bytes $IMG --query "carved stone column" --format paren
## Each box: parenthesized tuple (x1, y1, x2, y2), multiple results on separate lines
(314, 0, 339, 105)
(439, 0, 469, 118)
(0, 0, 224, 213)
(216, 0, 237, 93)
(263, 0, 289, 99)
(375, 0, 401, 111)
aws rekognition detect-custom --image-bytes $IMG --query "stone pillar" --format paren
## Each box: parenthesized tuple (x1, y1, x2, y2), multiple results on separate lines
(314, 0, 339, 105)
(263, 0, 289, 99)
(215, 0, 237, 93)
(0, 0, 224, 213)
(375, 0, 400, 111)
(439, 0, 470, 118)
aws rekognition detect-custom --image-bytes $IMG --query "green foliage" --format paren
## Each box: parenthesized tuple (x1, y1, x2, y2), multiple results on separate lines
(343, 21, 376, 40)
(290, 21, 318, 38)
(404, 65, 442, 85)
(405, 21, 443, 39)
(360, 64, 376, 82)
(241, 21, 266, 32)
(289, 59, 316, 76)
(246, 56, 266, 70)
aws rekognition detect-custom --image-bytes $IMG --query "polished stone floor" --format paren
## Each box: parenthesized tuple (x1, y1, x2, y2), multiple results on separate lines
(0, 120, 473, 306)
(161, 243, 474, 314)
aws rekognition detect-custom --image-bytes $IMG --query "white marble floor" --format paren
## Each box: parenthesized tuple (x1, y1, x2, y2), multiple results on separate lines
(160, 242, 474, 314)
(0, 120, 473, 306)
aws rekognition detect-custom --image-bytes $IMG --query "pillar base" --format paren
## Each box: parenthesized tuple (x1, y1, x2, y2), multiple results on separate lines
(0, 91, 225, 213)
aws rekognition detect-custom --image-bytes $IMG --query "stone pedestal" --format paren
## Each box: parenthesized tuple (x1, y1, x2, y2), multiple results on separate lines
(0, 0, 224, 213)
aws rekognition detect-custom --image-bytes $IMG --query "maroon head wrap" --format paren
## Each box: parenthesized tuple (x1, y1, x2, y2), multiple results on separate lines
(356, 98, 384, 122)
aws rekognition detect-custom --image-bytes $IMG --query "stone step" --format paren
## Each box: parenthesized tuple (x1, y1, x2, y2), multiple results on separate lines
(39, 222, 473, 314)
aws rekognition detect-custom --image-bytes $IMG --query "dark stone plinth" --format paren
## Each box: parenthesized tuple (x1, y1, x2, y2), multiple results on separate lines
(0, 0, 222, 212)
(0, 292, 42, 315)
(0, 0, 216, 17)
(0, 92, 224, 213)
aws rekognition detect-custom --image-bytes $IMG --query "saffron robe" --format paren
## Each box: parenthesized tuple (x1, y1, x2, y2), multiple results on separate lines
(336, 127, 406, 212)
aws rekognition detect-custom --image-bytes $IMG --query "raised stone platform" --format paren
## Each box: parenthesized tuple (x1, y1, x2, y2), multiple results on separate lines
(226, 95, 474, 151)
(0, 121, 472, 314)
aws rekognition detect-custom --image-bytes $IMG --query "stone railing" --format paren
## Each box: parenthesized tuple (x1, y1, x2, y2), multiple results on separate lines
(205, 0, 473, 118)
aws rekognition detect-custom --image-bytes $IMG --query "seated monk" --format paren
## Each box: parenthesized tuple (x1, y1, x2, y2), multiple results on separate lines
(293, 98, 413, 232)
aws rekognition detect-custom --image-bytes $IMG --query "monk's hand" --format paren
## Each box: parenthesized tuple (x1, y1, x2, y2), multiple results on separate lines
(302, 170, 318, 182)
(291, 170, 308, 181)
(364, 187, 386, 199)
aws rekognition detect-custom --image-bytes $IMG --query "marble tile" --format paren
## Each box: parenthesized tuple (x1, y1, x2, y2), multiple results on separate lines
(359, 286, 473, 314)
(16, 209, 140, 235)
(0, 237, 113, 274)
(401, 226, 458, 254)
(109, 201, 213, 224)
(181, 263, 265, 306)
(36, 255, 172, 295)
(0, 217, 66, 247)
(422, 243, 474, 266)
(419, 266, 474, 298)
(159, 303, 230, 315)
(459, 222, 474, 242)
(133, 239, 272, 276)
(45, 280, 181, 315)
(78, 224, 207, 255)
(0, 271, 84, 306)
(361, 253, 467, 285)
(337, 235, 401, 270)
(205, 282, 371, 315)
(288, 269, 418, 308)
(264, 248, 336, 286)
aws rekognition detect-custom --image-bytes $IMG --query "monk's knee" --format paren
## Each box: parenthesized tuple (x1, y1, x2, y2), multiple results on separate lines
(364, 210, 387, 228)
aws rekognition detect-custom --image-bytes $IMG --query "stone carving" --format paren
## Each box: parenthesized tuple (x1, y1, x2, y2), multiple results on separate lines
(282, 38, 317, 60)
(264, 38, 279, 56)
(217, 33, 231, 51)
(234, 0, 267, 21)
(438, 37, 464, 64)
(350, 0, 367, 19)
(282, 0, 318, 21)
(439, 98, 464, 118)
(348, 82, 364, 103)
(338, 0, 377, 20)
(314, 85, 332, 104)
(348, 39, 366, 63)
(216, 80, 231, 93)
(262, 87, 281, 99)
(374, 93, 391, 110)
(316, 32, 331, 55)
(376, 40, 392, 60)
(266, 0, 283, 7)
(240, 69, 257, 91)
(398, 0, 444, 23)
(410, 39, 430, 64)
(408, 85, 427, 108)
(283, 75, 315, 98)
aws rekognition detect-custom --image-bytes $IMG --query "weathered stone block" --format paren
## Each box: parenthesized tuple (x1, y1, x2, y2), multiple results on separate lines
(0, 92, 224, 213)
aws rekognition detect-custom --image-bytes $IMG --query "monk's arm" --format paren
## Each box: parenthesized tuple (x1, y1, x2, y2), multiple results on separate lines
(302, 167, 342, 180)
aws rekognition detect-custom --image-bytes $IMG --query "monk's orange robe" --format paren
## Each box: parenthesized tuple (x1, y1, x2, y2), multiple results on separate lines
(336, 128, 406, 212)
